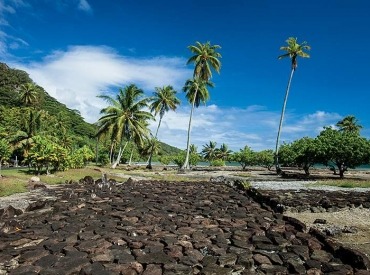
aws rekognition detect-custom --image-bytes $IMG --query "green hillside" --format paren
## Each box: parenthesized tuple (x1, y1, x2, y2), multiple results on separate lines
(0, 62, 181, 159)
(0, 63, 96, 138)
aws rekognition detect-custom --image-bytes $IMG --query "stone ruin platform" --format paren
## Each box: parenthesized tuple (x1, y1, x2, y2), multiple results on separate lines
(0, 177, 369, 274)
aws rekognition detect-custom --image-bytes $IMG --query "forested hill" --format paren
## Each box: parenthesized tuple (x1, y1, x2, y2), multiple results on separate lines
(0, 63, 182, 156)
(0, 62, 96, 138)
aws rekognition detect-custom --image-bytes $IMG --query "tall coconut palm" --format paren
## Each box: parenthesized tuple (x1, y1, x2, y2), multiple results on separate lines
(18, 83, 39, 106)
(181, 78, 214, 169)
(146, 85, 180, 169)
(97, 84, 153, 169)
(336, 115, 362, 134)
(275, 37, 310, 174)
(187, 41, 222, 81)
(182, 41, 222, 170)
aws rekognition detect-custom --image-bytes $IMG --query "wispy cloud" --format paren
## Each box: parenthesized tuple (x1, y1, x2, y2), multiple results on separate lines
(77, 0, 92, 13)
(151, 105, 342, 152)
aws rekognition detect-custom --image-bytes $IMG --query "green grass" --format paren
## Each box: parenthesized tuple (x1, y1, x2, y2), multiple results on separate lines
(0, 165, 210, 197)
(317, 180, 370, 188)
(0, 166, 124, 197)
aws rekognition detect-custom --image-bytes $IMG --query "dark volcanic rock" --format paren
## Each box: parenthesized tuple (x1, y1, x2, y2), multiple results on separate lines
(0, 179, 368, 274)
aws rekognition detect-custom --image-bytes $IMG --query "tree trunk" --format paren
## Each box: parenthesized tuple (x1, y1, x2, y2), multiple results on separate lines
(128, 149, 133, 166)
(111, 141, 128, 169)
(146, 117, 162, 169)
(109, 142, 115, 165)
(181, 90, 197, 170)
(338, 163, 345, 178)
(95, 137, 99, 164)
(275, 68, 295, 174)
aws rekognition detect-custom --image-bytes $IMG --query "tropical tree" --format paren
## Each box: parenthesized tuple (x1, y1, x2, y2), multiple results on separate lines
(275, 37, 310, 174)
(187, 41, 222, 81)
(25, 135, 67, 175)
(18, 82, 39, 106)
(142, 137, 161, 166)
(201, 141, 218, 164)
(279, 137, 318, 175)
(254, 149, 274, 170)
(316, 127, 370, 178)
(232, 146, 256, 170)
(11, 108, 48, 158)
(216, 143, 233, 161)
(0, 138, 11, 176)
(336, 115, 362, 134)
(181, 78, 214, 169)
(96, 84, 153, 168)
(147, 85, 180, 169)
(182, 41, 222, 170)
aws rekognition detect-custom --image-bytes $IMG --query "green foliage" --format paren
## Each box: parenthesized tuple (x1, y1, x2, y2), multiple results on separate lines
(158, 155, 172, 166)
(210, 159, 225, 166)
(279, 137, 317, 175)
(173, 151, 200, 168)
(254, 150, 274, 170)
(316, 127, 370, 178)
(0, 138, 11, 175)
(68, 145, 95, 169)
(0, 63, 96, 139)
(201, 141, 218, 163)
(232, 146, 256, 170)
(25, 135, 67, 174)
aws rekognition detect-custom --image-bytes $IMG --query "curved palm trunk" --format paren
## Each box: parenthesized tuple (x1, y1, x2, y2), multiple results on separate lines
(181, 92, 197, 170)
(146, 117, 162, 169)
(111, 140, 129, 169)
(128, 148, 134, 166)
(275, 68, 295, 174)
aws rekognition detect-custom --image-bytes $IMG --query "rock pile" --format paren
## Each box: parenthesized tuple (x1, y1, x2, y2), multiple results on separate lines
(248, 188, 370, 213)
(0, 177, 369, 274)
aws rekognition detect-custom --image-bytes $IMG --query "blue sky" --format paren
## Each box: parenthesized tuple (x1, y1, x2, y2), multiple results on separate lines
(1, 0, 370, 151)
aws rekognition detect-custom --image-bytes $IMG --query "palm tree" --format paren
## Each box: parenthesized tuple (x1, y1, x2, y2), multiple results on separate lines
(201, 141, 218, 164)
(182, 41, 222, 170)
(187, 41, 222, 81)
(216, 143, 232, 161)
(336, 115, 362, 134)
(274, 37, 310, 174)
(18, 83, 39, 106)
(11, 109, 48, 158)
(146, 85, 180, 169)
(181, 78, 214, 169)
(97, 84, 153, 168)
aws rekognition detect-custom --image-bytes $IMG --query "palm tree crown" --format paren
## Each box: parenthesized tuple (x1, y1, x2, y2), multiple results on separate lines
(278, 37, 311, 70)
(18, 82, 39, 106)
(97, 84, 153, 146)
(183, 78, 214, 108)
(336, 115, 362, 134)
(150, 85, 180, 135)
(201, 141, 218, 162)
(187, 41, 222, 81)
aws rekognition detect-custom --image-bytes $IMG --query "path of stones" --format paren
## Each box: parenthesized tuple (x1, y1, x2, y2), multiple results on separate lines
(0, 179, 369, 274)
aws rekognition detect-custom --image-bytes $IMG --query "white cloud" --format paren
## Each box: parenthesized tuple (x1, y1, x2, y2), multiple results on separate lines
(151, 104, 342, 152)
(10, 45, 191, 124)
